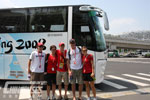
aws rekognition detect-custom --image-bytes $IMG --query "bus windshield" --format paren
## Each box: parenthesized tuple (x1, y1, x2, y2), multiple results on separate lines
(89, 11, 106, 51)
(73, 6, 106, 52)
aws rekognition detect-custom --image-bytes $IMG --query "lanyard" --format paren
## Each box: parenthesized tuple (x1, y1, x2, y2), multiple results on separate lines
(60, 51, 66, 62)
(71, 48, 76, 64)
(71, 48, 76, 59)
(51, 54, 56, 67)
(83, 54, 89, 73)
(83, 54, 89, 66)
(38, 52, 42, 68)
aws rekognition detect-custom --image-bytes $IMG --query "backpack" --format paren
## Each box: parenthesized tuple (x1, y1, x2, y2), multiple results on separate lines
(68, 46, 81, 60)
(60, 50, 67, 64)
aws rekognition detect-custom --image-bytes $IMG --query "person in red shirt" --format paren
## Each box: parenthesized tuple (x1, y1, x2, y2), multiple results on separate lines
(82, 46, 97, 100)
(56, 42, 68, 100)
(46, 45, 57, 100)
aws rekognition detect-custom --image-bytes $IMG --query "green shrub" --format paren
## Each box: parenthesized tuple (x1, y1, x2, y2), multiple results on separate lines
(144, 54, 150, 58)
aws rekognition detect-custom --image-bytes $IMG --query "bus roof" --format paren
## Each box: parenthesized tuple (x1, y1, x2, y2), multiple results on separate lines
(0, 4, 90, 10)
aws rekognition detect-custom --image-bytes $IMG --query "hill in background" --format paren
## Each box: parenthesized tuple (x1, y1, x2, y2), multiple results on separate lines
(104, 30, 150, 42)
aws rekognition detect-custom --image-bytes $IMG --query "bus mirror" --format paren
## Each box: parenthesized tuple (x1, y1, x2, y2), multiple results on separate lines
(96, 13, 103, 17)
(102, 11, 109, 31)
(79, 6, 109, 31)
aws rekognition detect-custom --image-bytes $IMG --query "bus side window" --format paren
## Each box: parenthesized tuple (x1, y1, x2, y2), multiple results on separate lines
(29, 7, 68, 32)
(0, 9, 27, 33)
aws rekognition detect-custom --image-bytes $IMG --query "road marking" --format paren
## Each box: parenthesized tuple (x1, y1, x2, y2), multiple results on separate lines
(108, 58, 150, 64)
(96, 87, 150, 99)
(18, 88, 70, 100)
(123, 74, 150, 81)
(106, 75, 149, 86)
(19, 88, 30, 99)
(137, 73, 150, 77)
(102, 80, 127, 89)
(96, 88, 102, 92)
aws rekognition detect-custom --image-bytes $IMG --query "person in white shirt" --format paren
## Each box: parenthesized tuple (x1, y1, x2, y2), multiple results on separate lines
(28, 42, 46, 100)
(67, 39, 83, 100)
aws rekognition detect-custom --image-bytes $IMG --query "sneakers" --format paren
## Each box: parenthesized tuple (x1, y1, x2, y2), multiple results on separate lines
(29, 96, 33, 100)
(57, 96, 63, 100)
(87, 97, 91, 100)
(78, 97, 82, 100)
(47, 95, 56, 100)
(47, 96, 50, 100)
(37, 95, 42, 100)
(64, 95, 68, 100)
(93, 97, 97, 100)
(73, 97, 76, 100)
(52, 95, 56, 100)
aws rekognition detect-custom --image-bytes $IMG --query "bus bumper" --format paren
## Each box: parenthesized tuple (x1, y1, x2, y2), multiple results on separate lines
(95, 59, 107, 84)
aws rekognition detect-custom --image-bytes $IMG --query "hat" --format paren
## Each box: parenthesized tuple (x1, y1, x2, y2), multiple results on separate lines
(37, 42, 43, 46)
(69, 39, 76, 44)
(59, 42, 65, 46)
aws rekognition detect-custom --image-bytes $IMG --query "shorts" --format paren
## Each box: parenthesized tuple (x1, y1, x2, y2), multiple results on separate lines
(30, 72, 44, 82)
(46, 73, 56, 86)
(70, 69, 83, 84)
(83, 73, 94, 81)
(57, 71, 69, 85)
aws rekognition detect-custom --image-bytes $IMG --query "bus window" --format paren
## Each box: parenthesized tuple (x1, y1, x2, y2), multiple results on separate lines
(72, 6, 96, 51)
(29, 7, 68, 32)
(0, 9, 27, 33)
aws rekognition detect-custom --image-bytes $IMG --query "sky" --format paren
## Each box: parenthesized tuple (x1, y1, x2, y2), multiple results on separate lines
(0, 0, 150, 35)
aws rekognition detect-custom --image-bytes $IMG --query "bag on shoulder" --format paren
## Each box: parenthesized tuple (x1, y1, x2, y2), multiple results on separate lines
(44, 53, 49, 72)
(68, 46, 81, 60)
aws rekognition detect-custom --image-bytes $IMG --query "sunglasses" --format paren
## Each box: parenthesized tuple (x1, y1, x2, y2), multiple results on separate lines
(82, 50, 87, 52)
(39, 46, 43, 48)
(51, 49, 56, 51)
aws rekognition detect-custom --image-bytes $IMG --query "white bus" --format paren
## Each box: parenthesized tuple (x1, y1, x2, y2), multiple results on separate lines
(0, 5, 109, 83)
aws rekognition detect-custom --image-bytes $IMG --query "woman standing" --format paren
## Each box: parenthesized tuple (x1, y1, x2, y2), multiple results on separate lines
(46, 45, 57, 100)
(82, 46, 97, 100)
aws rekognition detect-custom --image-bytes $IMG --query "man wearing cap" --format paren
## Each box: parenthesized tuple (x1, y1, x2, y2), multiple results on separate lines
(67, 39, 83, 100)
(56, 42, 69, 100)
(28, 42, 46, 100)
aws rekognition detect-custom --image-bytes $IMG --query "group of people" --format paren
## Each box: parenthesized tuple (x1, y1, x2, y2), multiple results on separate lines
(28, 39, 97, 100)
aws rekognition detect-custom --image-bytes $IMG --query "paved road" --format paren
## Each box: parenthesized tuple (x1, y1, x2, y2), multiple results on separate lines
(96, 58, 150, 100)
(0, 58, 150, 100)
